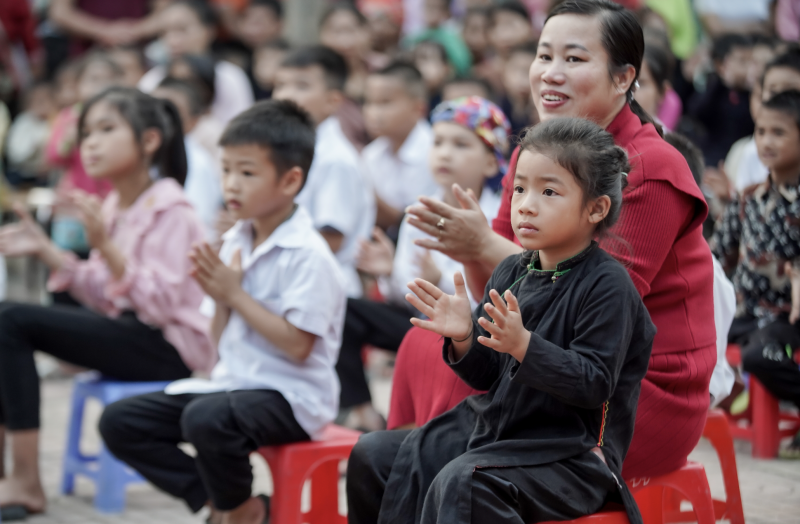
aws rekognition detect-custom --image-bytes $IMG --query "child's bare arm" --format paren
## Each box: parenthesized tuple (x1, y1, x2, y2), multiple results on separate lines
(786, 261, 800, 324)
(210, 303, 231, 347)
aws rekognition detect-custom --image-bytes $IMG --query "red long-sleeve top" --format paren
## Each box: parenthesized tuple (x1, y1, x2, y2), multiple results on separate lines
(493, 105, 716, 355)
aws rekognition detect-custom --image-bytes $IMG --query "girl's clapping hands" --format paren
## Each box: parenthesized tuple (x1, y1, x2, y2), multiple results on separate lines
(477, 289, 531, 363)
(406, 271, 473, 341)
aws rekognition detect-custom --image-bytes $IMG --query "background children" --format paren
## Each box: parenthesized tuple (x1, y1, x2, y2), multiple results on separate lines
(273, 45, 376, 298)
(499, 41, 538, 139)
(635, 39, 676, 128)
(687, 33, 754, 166)
(362, 61, 437, 231)
(5, 83, 56, 187)
(712, 90, 800, 457)
(252, 39, 290, 100)
(347, 117, 654, 524)
(237, 0, 284, 52)
(152, 77, 224, 242)
(405, 0, 472, 77)
(319, 3, 372, 103)
(108, 46, 147, 87)
(441, 75, 493, 101)
(413, 39, 452, 113)
(99, 100, 346, 524)
(339, 96, 509, 432)
(0, 87, 212, 519)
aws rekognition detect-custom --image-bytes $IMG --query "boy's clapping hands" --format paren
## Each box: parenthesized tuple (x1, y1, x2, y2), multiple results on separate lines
(189, 243, 243, 305)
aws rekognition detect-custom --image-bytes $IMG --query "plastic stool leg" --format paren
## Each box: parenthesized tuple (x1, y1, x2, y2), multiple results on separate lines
(61, 384, 87, 495)
(751, 378, 781, 458)
(265, 454, 305, 524)
(703, 410, 745, 524)
(307, 460, 343, 523)
(634, 487, 666, 524)
(93, 446, 129, 513)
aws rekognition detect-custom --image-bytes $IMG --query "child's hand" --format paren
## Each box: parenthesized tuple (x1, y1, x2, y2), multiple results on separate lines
(416, 249, 442, 285)
(406, 272, 472, 340)
(0, 204, 51, 257)
(70, 191, 108, 250)
(785, 261, 800, 324)
(189, 243, 244, 306)
(477, 289, 531, 363)
(356, 226, 395, 277)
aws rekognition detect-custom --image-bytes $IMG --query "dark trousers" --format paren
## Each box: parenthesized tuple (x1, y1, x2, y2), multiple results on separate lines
(741, 318, 800, 407)
(336, 299, 412, 409)
(99, 389, 310, 512)
(346, 430, 616, 524)
(0, 302, 191, 430)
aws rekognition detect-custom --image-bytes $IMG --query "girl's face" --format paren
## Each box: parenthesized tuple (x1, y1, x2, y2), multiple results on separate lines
(162, 4, 214, 57)
(462, 12, 488, 55)
(530, 14, 630, 129)
(320, 10, 368, 61)
(429, 122, 497, 192)
(633, 60, 664, 118)
(80, 101, 143, 180)
(511, 150, 599, 254)
(77, 61, 120, 103)
(754, 107, 800, 175)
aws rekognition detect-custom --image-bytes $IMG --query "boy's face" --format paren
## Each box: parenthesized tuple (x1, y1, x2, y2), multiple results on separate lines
(363, 75, 424, 141)
(503, 51, 536, 100)
(717, 46, 751, 91)
(755, 107, 800, 173)
(762, 66, 800, 101)
(239, 5, 281, 49)
(489, 11, 532, 56)
(273, 65, 341, 126)
(748, 44, 776, 89)
(253, 47, 287, 90)
(221, 144, 301, 221)
(430, 122, 496, 191)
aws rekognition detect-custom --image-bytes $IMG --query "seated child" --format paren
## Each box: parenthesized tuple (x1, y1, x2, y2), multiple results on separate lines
(413, 39, 453, 115)
(5, 82, 56, 187)
(338, 96, 510, 432)
(273, 45, 376, 298)
(484, 0, 535, 95)
(251, 39, 289, 100)
(362, 61, 438, 231)
(99, 100, 347, 523)
(346, 117, 655, 524)
(153, 77, 224, 241)
(405, 0, 472, 77)
(712, 90, 800, 457)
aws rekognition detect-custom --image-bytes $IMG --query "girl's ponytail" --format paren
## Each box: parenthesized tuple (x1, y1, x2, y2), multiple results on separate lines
(154, 98, 188, 186)
(78, 86, 188, 186)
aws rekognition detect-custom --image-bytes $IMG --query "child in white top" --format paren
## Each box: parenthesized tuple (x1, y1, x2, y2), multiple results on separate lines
(274, 45, 376, 298)
(99, 100, 345, 524)
(362, 62, 439, 231)
(338, 96, 511, 431)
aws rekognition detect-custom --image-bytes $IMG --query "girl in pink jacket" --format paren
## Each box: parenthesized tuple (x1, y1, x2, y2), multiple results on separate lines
(0, 87, 215, 519)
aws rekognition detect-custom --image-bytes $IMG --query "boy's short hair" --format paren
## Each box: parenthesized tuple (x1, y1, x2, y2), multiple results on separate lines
(664, 132, 704, 187)
(372, 61, 427, 99)
(320, 3, 367, 28)
(761, 89, 800, 131)
(443, 75, 493, 99)
(508, 41, 538, 59)
(249, 0, 283, 19)
(489, 0, 531, 26)
(762, 47, 800, 86)
(280, 45, 348, 91)
(711, 33, 751, 63)
(219, 99, 316, 190)
(157, 77, 206, 116)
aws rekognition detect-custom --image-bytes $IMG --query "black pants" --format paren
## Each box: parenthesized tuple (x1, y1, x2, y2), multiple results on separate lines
(336, 299, 412, 409)
(0, 302, 191, 430)
(741, 318, 800, 407)
(346, 430, 616, 524)
(99, 390, 309, 512)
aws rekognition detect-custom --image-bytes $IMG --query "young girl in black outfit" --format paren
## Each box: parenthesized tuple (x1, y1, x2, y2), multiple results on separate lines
(346, 117, 655, 524)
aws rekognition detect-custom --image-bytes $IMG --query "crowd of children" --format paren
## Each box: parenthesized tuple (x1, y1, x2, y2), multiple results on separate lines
(1, 0, 800, 522)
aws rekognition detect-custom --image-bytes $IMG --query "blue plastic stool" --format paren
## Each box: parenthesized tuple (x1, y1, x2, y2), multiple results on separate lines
(61, 372, 172, 513)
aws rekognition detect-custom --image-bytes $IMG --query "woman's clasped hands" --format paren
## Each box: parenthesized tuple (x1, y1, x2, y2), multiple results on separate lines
(406, 271, 531, 362)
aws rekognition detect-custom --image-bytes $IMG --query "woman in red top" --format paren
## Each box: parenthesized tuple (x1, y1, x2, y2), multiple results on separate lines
(403, 0, 715, 479)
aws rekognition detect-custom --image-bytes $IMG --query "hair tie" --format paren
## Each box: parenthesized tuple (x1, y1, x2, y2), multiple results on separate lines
(620, 172, 628, 178)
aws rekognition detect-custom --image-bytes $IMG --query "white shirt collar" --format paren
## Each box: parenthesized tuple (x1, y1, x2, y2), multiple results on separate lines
(397, 120, 432, 164)
(222, 206, 313, 268)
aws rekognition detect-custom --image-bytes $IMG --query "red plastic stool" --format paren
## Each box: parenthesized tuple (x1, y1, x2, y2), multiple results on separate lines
(697, 409, 745, 524)
(257, 424, 361, 524)
(541, 462, 715, 524)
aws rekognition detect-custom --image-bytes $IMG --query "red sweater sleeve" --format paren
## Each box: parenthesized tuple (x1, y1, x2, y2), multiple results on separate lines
(492, 147, 520, 242)
(608, 180, 696, 299)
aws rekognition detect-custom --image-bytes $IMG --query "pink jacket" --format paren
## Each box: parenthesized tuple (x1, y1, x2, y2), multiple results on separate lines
(48, 178, 216, 373)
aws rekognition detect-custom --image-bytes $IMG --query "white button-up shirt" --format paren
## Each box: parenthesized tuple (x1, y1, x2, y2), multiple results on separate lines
(362, 120, 439, 212)
(296, 116, 376, 298)
(166, 207, 347, 439)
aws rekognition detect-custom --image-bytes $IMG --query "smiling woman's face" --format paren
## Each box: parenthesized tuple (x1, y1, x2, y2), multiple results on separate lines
(529, 14, 628, 129)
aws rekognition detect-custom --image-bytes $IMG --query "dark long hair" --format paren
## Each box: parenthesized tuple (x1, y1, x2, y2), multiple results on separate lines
(78, 87, 188, 186)
(547, 0, 663, 136)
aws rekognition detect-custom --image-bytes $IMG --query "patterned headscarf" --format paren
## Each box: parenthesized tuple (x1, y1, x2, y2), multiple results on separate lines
(430, 96, 512, 175)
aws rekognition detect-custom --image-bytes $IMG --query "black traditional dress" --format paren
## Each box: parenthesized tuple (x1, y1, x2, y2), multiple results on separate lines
(347, 243, 655, 524)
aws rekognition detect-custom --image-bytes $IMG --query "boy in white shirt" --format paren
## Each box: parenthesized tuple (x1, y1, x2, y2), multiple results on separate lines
(99, 100, 346, 524)
(273, 46, 376, 298)
(338, 96, 509, 431)
(362, 62, 439, 231)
